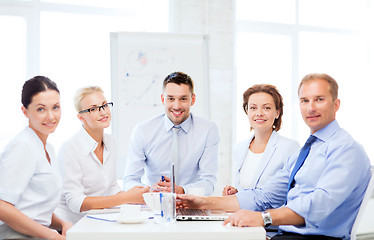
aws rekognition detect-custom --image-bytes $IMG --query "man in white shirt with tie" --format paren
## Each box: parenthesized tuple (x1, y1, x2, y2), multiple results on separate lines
(177, 73, 371, 240)
(123, 72, 220, 195)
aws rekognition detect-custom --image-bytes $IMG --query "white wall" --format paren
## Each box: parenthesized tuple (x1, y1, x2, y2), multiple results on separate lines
(170, 0, 235, 195)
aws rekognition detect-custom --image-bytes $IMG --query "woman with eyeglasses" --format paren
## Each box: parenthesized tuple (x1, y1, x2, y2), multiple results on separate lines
(0, 76, 71, 239)
(55, 86, 149, 223)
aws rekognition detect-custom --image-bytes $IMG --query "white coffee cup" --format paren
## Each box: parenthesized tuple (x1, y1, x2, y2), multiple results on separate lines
(143, 192, 162, 213)
(119, 204, 141, 219)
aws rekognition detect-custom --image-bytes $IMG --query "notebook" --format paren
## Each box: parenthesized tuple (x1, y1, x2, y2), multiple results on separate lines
(176, 208, 228, 221)
(169, 164, 227, 221)
(84, 206, 120, 215)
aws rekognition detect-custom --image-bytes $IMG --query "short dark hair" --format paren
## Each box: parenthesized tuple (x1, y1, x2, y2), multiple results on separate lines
(22, 76, 59, 108)
(242, 84, 284, 132)
(298, 73, 339, 100)
(162, 72, 194, 94)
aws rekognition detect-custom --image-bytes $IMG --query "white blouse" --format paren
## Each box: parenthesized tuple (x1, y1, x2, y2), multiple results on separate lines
(55, 126, 121, 223)
(0, 127, 61, 227)
(239, 149, 264, 189)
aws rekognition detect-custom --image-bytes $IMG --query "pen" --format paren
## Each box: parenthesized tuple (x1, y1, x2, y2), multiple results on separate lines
(150, 187, 162, 192)
(160, 192, 164, 217)
(161, 175, 166, 182)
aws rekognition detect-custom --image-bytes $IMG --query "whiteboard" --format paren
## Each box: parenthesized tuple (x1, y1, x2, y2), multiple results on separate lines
(110, 32, 209, 177)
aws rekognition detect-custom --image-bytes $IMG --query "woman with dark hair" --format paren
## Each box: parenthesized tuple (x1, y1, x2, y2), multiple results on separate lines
(0, 76, 71, 239)
(223, 84, 300, 196)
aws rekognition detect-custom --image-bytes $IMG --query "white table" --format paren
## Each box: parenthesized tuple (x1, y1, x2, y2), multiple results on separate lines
(67, 212, 266, 240)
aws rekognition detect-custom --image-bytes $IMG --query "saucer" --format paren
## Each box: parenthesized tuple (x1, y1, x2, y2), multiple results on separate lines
(116, 215, 147, 224)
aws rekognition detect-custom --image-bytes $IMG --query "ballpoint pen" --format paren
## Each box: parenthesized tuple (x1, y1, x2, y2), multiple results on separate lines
(160, 192, 164, 217)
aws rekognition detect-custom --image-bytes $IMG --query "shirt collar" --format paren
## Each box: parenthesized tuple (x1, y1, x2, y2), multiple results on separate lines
(163, 113, 193, 134)
(25, 126, 46, 150)
(79, 126, 97, 154)
(25, 126, 56, 162)
(312, 120, 340, 143)
(102, 134, 110, 151)
(78, 126, 111, 154)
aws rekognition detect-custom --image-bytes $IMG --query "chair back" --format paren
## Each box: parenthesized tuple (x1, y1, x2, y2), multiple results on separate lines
(351, 166, 374, 240)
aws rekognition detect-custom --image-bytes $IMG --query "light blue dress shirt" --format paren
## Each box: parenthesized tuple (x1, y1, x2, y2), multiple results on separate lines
(123, 113, 220, 196)
(236, 120, 371, 239)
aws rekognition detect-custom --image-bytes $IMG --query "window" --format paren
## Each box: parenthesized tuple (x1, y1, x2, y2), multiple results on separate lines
(0, 1, 169, 152)
(237, 0, 296, 24)
(236, 32, 293, 141)
(235, 0, 374, 163)
(0, 15, 27, 149)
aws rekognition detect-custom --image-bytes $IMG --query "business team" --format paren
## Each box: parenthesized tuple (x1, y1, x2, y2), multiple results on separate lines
(177, 73, 371, 240)
(0, 72, 371, 240)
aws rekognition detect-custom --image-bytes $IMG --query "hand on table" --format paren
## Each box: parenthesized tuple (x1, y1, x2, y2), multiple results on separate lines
(122, 186, 150, 204)
(45, 229, 66, 240)
(60, 221, 73, 236)
(176, 194, 207, 209)
(223, 209, 263, 227)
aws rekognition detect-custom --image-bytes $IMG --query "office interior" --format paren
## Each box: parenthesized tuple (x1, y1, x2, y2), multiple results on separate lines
(0, 0, 374, 236)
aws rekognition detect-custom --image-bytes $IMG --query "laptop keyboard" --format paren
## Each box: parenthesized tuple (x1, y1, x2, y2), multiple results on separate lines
(178, 209, 208, 216)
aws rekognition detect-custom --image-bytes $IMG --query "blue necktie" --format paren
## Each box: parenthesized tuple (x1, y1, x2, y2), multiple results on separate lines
(285, 135, 317, 203)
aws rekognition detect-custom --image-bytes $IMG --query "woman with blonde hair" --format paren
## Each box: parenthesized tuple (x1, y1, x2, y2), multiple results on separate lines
(55, 86, 149, 223)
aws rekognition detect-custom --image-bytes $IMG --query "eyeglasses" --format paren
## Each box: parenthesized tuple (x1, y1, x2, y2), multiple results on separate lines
(79, 102, 113, 114)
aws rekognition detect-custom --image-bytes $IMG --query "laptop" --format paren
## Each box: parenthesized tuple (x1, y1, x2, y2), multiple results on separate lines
(176, 208, 228, 221)
(170, 164, 228, 221)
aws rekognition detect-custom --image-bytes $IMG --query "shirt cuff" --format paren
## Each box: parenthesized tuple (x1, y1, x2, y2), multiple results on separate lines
(184, 187, 205, 196)
(67, 195, 87, 213)
(183, 180, 214, 196)
(0, 188, 19, 205)
(235, 190, 255, 210)
(286, 199, 317, 229)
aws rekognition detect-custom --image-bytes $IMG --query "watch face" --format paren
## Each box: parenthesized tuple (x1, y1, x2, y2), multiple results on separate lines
(262, 211, 272, 227)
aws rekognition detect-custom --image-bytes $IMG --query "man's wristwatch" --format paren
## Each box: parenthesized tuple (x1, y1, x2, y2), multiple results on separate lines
(261, 211, 272, 227)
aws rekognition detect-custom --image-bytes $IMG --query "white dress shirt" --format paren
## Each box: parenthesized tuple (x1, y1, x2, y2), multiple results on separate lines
(123, 113, 220, 196)
(55, 127, 121, 223)
(0, 127, 61, 227)
(232, 131, 300, 190)
(239, 150, 264, 189)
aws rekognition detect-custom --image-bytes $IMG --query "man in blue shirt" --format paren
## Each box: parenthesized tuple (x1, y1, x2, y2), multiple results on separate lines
(123, 72, 220, 195)
(177, 73, 371, 239)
